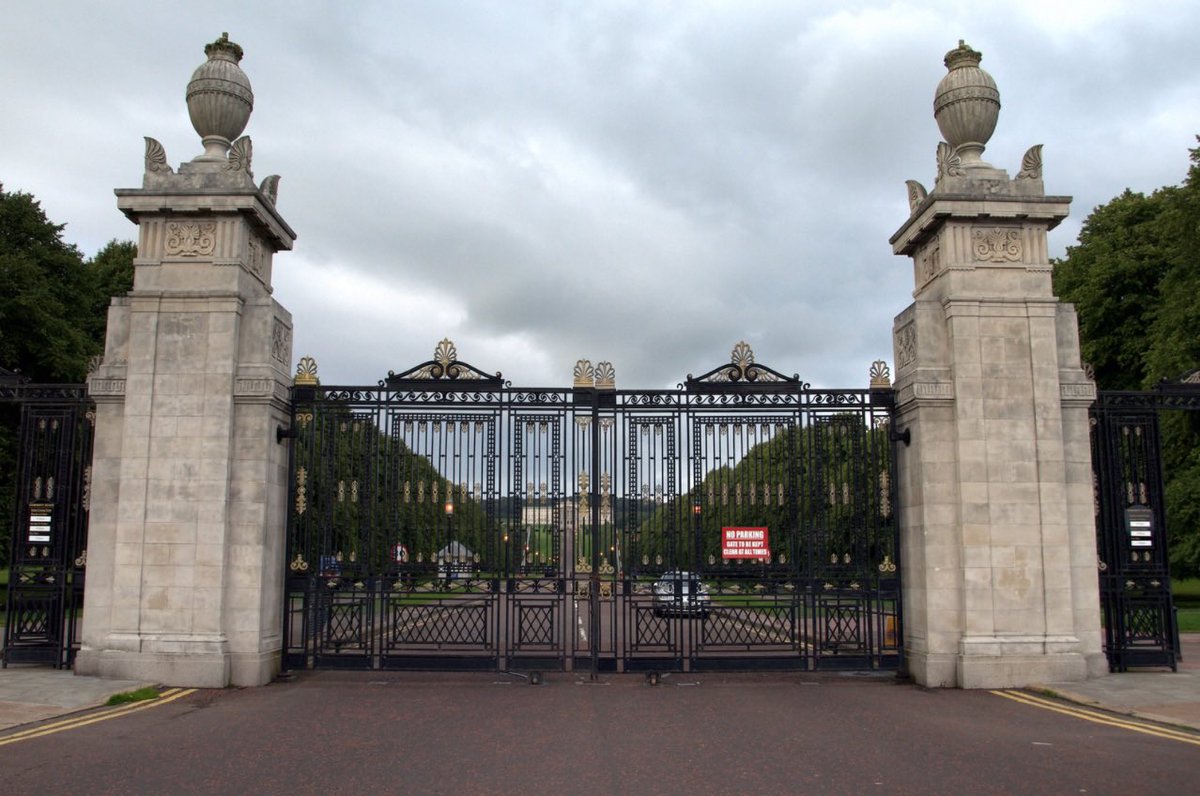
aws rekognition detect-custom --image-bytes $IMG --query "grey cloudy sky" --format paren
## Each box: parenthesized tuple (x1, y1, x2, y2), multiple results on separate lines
(3, 1, 1198, 389)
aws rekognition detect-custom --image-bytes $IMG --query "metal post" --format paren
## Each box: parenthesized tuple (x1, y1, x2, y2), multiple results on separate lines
(589, 395, 601, 679)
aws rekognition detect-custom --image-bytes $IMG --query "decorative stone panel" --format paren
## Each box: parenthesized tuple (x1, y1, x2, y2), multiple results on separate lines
(971, 226, 1022, 262)
(912, 382, 954, 400)
(164, 221, 217, 257)
(89, 379, 127, 396)
(895, 323, 917, 372)
(271, 318, 290, 364)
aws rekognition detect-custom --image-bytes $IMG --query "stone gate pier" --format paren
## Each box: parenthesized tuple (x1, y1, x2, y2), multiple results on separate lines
(890, 43, 1104, 687)
(75, 34, 295, 687)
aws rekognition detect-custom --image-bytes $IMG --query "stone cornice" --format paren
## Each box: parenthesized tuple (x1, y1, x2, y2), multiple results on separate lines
(890, 193, 1071, 256)
(115, 188, 296, 251)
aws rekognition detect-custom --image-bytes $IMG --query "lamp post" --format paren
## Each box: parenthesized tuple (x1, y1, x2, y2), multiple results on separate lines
(443, 499, 454, 581)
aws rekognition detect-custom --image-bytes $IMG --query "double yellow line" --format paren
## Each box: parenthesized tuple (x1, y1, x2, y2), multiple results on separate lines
(0, 687, 196, 747)
(993, 689, 1200, 747)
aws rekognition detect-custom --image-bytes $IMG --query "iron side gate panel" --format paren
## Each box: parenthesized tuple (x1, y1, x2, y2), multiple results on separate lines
(2, 383, 93, 668)
(1091, 395, 1177, 671)
(284, 346, 901, 674)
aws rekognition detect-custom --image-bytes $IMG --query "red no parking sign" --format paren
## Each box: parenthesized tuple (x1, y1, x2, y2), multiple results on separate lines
(721, 527, 769, 559)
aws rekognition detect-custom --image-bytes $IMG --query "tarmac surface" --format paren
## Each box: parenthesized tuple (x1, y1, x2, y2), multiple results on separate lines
(3, 634, 1196, 734)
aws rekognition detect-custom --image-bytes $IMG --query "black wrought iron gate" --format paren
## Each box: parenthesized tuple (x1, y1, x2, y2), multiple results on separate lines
(1, 374, 93, 668)
(283, 341, 901, 674)
(1091, 372, 1200, 671)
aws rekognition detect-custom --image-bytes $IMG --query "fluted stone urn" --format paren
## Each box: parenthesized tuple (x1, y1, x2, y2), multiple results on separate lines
(186, 32, 254, 161)
(933, 41, 999, 168)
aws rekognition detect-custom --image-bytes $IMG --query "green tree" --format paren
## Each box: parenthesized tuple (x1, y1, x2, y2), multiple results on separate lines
(0, 186, 94, 382)
(0, 186, 135, 569)
(1053, 140, 1200, 578)
(80, 239, 136, 348)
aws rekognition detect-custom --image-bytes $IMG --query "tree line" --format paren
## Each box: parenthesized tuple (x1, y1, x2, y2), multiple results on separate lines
(1053, 140, 1200, 578)
(1, 185, 135, 567)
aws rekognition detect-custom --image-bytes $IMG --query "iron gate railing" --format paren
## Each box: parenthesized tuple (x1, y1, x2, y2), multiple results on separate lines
(1091, 373, 1200, 672)
(1, 374, 93, 668)
(283, 341, 901, 674)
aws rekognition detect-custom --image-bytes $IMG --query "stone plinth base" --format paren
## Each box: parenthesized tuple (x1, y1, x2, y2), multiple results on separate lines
(957, 654, 1086, 690)
(75, 647, 280, 688)
(906, 638, 1107, 688)
(76, 649, 231, 689)
(230, 650, 281, 688)
(905, 651, 959, 688)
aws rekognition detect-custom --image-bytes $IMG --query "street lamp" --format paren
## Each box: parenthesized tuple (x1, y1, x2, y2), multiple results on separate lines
(442, 500, 454, 581)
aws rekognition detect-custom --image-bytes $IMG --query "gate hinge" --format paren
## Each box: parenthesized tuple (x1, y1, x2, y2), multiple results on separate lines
(276, 424, 297, 443)
(890, 426, 911, 447)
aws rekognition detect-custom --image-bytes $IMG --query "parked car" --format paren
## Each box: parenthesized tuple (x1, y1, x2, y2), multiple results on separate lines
(652, 571, 711, 617)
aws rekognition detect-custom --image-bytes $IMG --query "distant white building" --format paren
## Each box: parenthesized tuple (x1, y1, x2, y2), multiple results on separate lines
(520, 497, 612, 529)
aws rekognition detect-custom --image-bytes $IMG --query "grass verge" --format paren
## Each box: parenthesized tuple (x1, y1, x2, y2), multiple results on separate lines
(105, 687, 160, 706)
(1178, 607, 1200, 633)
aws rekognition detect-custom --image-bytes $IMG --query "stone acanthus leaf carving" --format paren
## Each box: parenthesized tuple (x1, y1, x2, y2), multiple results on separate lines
(1016, 144, 1043, 180)
(144, 137, 173, 174)
(259, 174, 280, 204)
(86, 354, 103, 376)
(936, 141, 964, 181)
(226, 135, 253, 176)
(905, 180, 927, 214)
(971, 227, 1022, 262)
(895, 324, 917, 370)
(165, 221, 217, 257)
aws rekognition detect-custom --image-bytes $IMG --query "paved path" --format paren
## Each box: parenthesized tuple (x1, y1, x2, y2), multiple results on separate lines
(0, 667, 152, 731)
(1037, 632, 1200, 731)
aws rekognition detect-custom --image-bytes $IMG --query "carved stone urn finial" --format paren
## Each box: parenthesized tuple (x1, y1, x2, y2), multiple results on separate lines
(933, 40, 1000, 170)
(186, 32, 254, 162)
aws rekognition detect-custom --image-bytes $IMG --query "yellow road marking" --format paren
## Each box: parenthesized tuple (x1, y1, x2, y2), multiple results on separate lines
(992, 689, 1200, 747)
(0, 687, 197, 747)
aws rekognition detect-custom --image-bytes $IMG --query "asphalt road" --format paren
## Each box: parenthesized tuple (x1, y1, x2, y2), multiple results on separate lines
(2, 671, 1196, 795)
